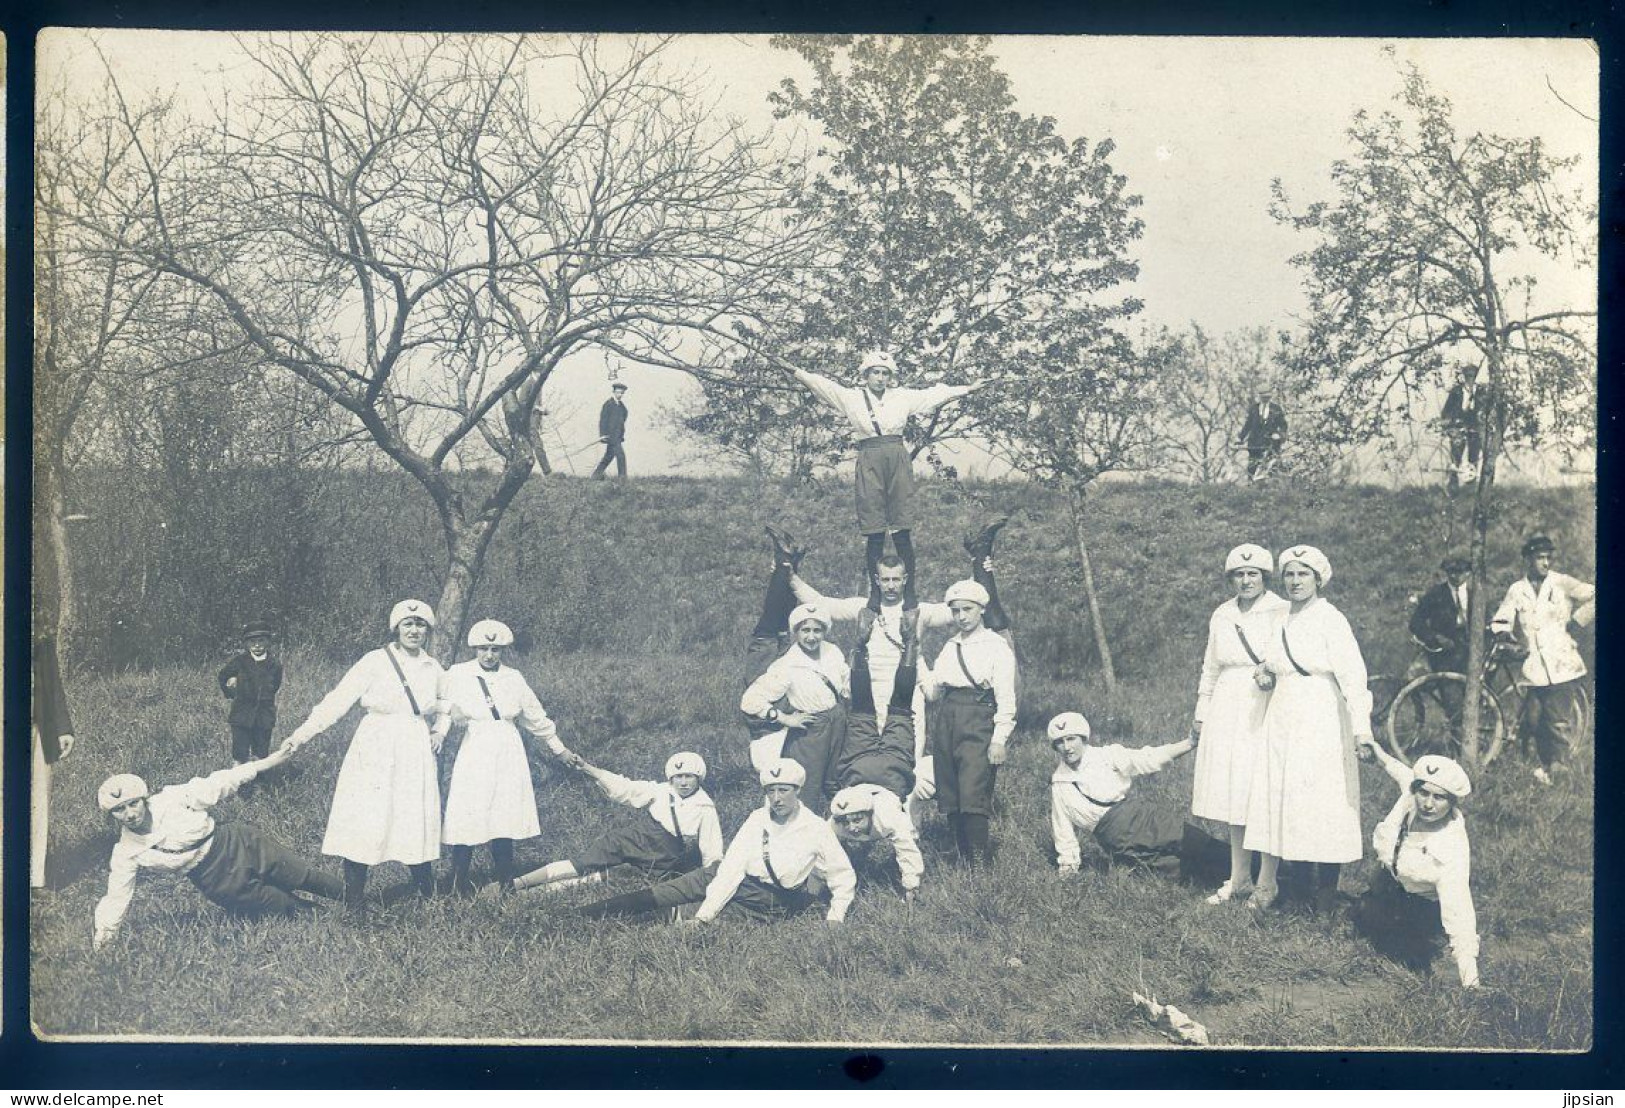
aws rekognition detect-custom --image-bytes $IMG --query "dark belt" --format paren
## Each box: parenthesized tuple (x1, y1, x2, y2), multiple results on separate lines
(857, 435, 905, 448)
(941, 686, 995, 706)
(151, 833, 215, 857)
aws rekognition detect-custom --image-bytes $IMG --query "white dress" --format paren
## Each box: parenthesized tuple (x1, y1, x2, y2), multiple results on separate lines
(1242, 598, 1371, 864)
(286, 646, 446, 866)
(1190, 592, 1288, 824)
(440, 661, 551, 845)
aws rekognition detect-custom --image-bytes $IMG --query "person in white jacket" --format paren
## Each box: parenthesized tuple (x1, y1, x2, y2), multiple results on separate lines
(576, 758, 855, 926)
(1047, 712, 1196, 877)
(92, 749, 341, 949)
(1190, 543, 1289, 905)
(1352, 742, 1481, 988)
(1490, 533, 1595, 783)
(442, 619, 571, 897)
(501, 750, 723, 897)
(828, 784, 924, 899)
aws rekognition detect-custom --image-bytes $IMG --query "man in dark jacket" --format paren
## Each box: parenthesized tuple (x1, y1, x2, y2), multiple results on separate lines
(1410, 556, 1475, 676)
(32, 631, 77, 888)
(1237, 389, 1288, 481)
(590, 382, 630, 480)
(218, 620, 284, 765)
(1441, 379, 1481, 490)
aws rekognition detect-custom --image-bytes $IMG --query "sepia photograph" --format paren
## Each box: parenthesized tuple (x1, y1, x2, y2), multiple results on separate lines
(28, 29, 1597, 1050)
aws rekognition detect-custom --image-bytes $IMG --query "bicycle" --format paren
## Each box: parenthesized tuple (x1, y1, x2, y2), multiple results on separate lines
(1381, 638, 1592, 766)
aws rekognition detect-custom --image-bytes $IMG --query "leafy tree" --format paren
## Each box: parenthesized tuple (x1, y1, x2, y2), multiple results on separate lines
(1273, 52, 1595, 764)
(61, 33, 811, 656)
(680, 35, 1144, 475)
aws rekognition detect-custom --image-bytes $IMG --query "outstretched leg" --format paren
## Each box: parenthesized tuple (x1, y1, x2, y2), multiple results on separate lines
(892, 530, 918, 610)
(964, 516, 1011, 632)
(865, 533, 888, 611)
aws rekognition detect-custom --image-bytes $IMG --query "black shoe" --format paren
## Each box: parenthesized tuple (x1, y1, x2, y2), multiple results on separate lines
(764, 525, 797, 566)
(964, 515, 1010, 560)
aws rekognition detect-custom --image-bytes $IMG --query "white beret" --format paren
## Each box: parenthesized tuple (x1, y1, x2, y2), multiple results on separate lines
(1412, 755, 1472, 800)
(859, 350, 898, 373)
(98, 773, 150, 812)
(389, 599, 437, 631)
(1225, 544, 1274, 576)
(829, 786, 877, 816)
(787, 603, 830, 632)
(665, 752, 707, 780)
(1279, 545, 1332, 587)
(1047, 712, 1092, 743)
(466, 619, 514, 648)
(759, 758, 807, 789)
(944, 579, 990, 607)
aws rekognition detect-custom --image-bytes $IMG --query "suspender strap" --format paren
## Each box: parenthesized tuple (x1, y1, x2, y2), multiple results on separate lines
(760, 829, 783, 888)
(817, 671, 843, 703)
(668, 794, 685, 843)
(954, 642, 987, 689)
(874, 611, 903, 651)
(1233, 623, 1262, 666)
(474, 675, 502, 721)
(1072, 782, 1121, 809)
(383, 646, 424, 717)
(860, 389, 887, 438)
(1280, 627, 1311, 678)
(1390, 813, 1412, 873)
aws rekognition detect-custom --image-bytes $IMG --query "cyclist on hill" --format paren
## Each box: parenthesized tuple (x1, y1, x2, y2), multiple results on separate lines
(1490, 534, 1595, 784)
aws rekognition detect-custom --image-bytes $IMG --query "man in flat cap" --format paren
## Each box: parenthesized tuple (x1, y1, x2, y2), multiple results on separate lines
(590, 382, 630, 480)
(218, 619, 284, 770)
(1491, 534, 1595, 783)
(1410, 556, 1476, 678)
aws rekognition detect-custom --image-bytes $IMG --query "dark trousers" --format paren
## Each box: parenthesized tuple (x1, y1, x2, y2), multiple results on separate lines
(230, 725, 273, 763)
(722, 875, 818, 922)
(1246, 447, 1279, 480)
(591, 439, 627, 479)
(782, 705, 849, 807)
(572, 815, 696, 879)
(1093, 795, 1186, 878)
(838, 644, 917, 799)
(187, 823, 342, 915)
(1520, 679, 1583, 767)
(931, 689, 998, 817)
(1351, 868, 1446, 972)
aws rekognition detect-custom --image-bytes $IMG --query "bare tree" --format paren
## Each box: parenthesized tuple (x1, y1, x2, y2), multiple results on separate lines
(1273, 53, 1595, 764)
(63, 33, 812, 654)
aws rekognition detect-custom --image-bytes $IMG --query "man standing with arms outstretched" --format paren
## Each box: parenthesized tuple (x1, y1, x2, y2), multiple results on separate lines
(784, 351, 985, 609)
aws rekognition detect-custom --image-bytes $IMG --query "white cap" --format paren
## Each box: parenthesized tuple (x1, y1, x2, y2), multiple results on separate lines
(829, 786, 877, 816)
(787, 603, 830, 632)
(1279, 545, 1332, 587)
(466, 619, 514, 648)
(98, 773, 150, 812)
(858, 351, 898, 373)
(944, 579, 990, 608)
(1047, 712, 1092, 743)
(1224, 544, 1274, 576)
(1412, 755, 1472, 799)
(759, 758, 807, 789)
(389, 599, 437, 632)
(665, 752, 707, 780)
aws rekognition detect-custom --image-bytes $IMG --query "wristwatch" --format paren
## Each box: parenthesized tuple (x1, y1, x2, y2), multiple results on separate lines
(766, 708, 780, 722)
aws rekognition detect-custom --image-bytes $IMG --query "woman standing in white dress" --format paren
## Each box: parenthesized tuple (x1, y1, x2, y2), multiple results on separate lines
(281, 599, 449, 916)
(442, 619, 567, 897)
(1191, 543, 1288, 905)
(1242, 546, 1374, 914)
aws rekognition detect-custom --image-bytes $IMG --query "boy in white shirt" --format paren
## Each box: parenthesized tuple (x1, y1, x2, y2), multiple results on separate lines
(92, 749, 341, 949)
(1047, 712, 1196, 878)
(1353, 742, 1480, 988)
(498, 751, 723, 897)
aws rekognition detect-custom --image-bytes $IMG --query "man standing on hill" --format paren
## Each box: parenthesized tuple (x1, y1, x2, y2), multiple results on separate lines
(1237, 388, 1287, 481)
(590, 382, 630, 480)
(1491, 534, 1595, 784)
(781, 351, 987, 610)
(1441, 374, 1481, 490)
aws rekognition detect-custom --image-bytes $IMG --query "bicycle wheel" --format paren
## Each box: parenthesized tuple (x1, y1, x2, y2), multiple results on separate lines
(1386, 672, 1506, 765)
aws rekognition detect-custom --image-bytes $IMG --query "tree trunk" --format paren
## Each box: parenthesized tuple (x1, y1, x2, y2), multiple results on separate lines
(1460, 395, 1504, 769)
(434, 514, 503, 665)
(34, 457, 79, 658)
(1066, 490, 1117, 701)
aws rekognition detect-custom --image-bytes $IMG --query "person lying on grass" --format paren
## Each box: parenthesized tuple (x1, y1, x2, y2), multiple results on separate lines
(489, 750, 722, 898)
(827, 784, 923, 901)
(576, 758, 855, 927)
(1352, 741, 1481, 989)
(92, 747, 341, 950)
(1048, 712, 1197, 878)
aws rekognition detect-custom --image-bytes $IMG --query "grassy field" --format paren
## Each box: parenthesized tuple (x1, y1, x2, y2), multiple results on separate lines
(31, 476, 1594, 1048)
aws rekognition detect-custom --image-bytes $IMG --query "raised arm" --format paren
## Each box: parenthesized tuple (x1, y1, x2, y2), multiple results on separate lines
(1113, 739, 1195, 778)
(585, 766, 659, 811)
(791, 367, 850, 416)
(514, 677, 568, 757)
(282, 655, 376, 750)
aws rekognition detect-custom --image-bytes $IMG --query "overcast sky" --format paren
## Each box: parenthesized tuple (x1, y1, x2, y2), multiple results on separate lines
(40, 31, 1599, 479)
